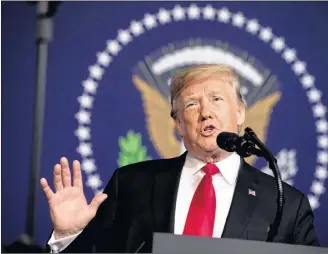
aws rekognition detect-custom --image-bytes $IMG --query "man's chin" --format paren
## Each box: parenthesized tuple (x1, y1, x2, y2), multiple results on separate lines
(200, 145, 220, 153)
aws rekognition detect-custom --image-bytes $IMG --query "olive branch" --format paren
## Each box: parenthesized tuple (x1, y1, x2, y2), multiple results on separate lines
(117, 130, 152, 167)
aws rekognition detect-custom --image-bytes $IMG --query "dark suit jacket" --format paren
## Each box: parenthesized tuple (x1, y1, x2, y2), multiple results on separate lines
(57, 152, 319, 253)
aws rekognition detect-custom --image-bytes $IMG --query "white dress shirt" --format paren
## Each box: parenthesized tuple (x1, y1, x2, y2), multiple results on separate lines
(174, 152, 240, 237)
(48, 152, 241, 252)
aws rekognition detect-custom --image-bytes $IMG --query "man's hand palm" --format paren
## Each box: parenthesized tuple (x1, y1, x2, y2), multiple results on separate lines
(49, 187, 92, 232)
(40, 158, 107, 239)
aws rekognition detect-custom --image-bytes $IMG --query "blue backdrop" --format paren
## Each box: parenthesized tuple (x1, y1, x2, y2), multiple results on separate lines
(2, 1, 328, 248)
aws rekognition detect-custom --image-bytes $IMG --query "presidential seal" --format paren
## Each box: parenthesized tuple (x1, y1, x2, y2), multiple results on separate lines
(74, 4, 327, 210)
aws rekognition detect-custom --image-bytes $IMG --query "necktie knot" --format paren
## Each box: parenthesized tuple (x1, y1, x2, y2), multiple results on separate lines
(202, 163, 220, 176)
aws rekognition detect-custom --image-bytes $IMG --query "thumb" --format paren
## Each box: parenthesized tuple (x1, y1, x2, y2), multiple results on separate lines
(89, 193, 108, 211)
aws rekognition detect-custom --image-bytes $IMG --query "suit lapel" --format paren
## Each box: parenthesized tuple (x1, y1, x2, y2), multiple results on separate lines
(222, 159, 261, 239)
(151, 152, 187, 234)
(150, 154, 262, 238)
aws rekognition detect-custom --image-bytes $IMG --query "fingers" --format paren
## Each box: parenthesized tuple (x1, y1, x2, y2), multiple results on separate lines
(60, 157, 72, 188)
(73, 160, 83, 189)
(89, 194, 108, 211)
(54, 157, 82, 191)
(40, 178, 54, 200)
(53, 164, 63, 191)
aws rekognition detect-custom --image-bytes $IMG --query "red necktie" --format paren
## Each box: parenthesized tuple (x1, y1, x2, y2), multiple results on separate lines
(183, 163, 219, 237)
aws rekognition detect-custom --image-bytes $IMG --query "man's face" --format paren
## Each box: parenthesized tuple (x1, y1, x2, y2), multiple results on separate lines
(174, 76, 245, 156)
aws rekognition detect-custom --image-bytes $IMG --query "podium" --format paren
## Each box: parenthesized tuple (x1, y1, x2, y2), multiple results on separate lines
(152, 233, 328, 254)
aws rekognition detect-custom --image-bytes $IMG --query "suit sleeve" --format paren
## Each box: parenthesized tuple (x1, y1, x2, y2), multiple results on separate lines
(57, 169, 120, 253)
(291, 194, 320, 246)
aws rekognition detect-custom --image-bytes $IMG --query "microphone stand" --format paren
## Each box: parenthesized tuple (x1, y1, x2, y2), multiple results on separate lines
(4, 2, 60, 252)
(243, 127, 285, 242)
(26, 1, 54, 240)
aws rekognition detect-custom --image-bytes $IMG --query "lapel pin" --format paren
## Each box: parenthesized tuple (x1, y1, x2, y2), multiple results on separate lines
(248, 189, 256, 196)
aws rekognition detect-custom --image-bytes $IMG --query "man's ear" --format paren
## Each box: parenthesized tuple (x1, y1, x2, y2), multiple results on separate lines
(174, 117, 184, 138)
(236, 103, 246, 126)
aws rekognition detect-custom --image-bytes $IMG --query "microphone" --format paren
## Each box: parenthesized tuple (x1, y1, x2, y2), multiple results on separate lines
(216, 132, 262, 158)
(217, 128, 285, 243)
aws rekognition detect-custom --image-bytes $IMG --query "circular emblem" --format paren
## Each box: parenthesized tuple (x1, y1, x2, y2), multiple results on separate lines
(74, 4, 327, 210)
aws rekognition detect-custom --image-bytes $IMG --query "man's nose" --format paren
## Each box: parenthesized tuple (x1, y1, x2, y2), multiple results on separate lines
(200, 101, 213, 120)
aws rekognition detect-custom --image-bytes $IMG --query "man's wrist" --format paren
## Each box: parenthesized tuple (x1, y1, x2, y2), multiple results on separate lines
(54, 229, 82, 240)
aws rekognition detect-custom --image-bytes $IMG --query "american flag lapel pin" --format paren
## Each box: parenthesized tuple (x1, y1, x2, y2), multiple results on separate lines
(248, 189, 256, 196)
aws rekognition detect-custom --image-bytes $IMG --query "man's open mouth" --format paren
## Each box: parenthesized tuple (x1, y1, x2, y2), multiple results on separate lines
(201, 124, 217, 136)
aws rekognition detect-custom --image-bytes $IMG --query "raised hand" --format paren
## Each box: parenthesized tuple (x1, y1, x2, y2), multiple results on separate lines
(40, 157, 107, 239)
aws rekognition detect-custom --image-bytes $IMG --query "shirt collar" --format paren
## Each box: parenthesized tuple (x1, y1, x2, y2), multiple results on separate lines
(184, 152, 241, 185)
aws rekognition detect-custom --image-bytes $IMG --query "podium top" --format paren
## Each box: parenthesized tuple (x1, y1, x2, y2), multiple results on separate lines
(152, 233, 328, 254)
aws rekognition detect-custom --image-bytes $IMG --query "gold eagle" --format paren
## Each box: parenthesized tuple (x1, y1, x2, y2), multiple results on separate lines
(133, 75, 281, 165)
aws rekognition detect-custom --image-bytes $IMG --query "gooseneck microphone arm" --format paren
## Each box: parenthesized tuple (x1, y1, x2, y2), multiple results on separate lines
(217, 128, 285, 242)
(243, 127, 285, 242)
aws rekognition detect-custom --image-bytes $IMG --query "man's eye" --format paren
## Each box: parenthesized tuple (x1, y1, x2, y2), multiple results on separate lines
(187, 103, 195, 107)
(214, 97, 222, 101)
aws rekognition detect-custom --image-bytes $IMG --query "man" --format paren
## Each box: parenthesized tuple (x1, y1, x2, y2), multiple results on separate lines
(41, 64, 319, 253)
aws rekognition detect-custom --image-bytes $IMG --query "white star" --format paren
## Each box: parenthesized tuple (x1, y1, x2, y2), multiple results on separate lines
(97, 51, 111, 67)
(246, 19, 260, 34)
(106, 40, 121, 55)
(232, 12, 245, 28)
(311, 181, 326, 195)
(307, 89, 321, 103)
(292, 61, 306, 75)
(259, 27, 273, 42)
(218, 8, 231, 23)
(78, 94, 93, 109)
(130, 20, 144, 36)
(157, 8, 171, 24)
(89, 65, 103, 80)
(315, 166, 328, 180)
(187, 4, 200, 20)
(117, 29, 132, 45)
(282, 48, 296, 63)
(143, 13, 157, 29)
(75, 110, 91, 124)
(300, 74, 315, 89)
(316, 119, 328, 133)
(86, 174, 102, 189)
(172, 5, 185, 21)
(75, 126, 91, 141)
(318, 135, 328, 148)
(203, 5, 215, 20)
(82, 79, 98, 94)
(81, 159, 96, 174)
(318, 151, 328, 164)
(271, 37, 285, 52)
(77, 142, 92, 157)
(308, 195, 319, 210)
(313, 104, 327, 118)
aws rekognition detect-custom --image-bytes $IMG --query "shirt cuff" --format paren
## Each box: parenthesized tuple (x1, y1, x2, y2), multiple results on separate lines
(47, 230, 82, 253)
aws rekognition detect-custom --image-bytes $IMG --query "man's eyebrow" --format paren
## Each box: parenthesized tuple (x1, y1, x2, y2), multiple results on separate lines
(208, 88, 223, 94)
(183, 94, 199, 101)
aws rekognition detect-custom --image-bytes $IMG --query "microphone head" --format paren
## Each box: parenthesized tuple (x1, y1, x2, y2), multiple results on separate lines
(216, 132, 239, 152)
